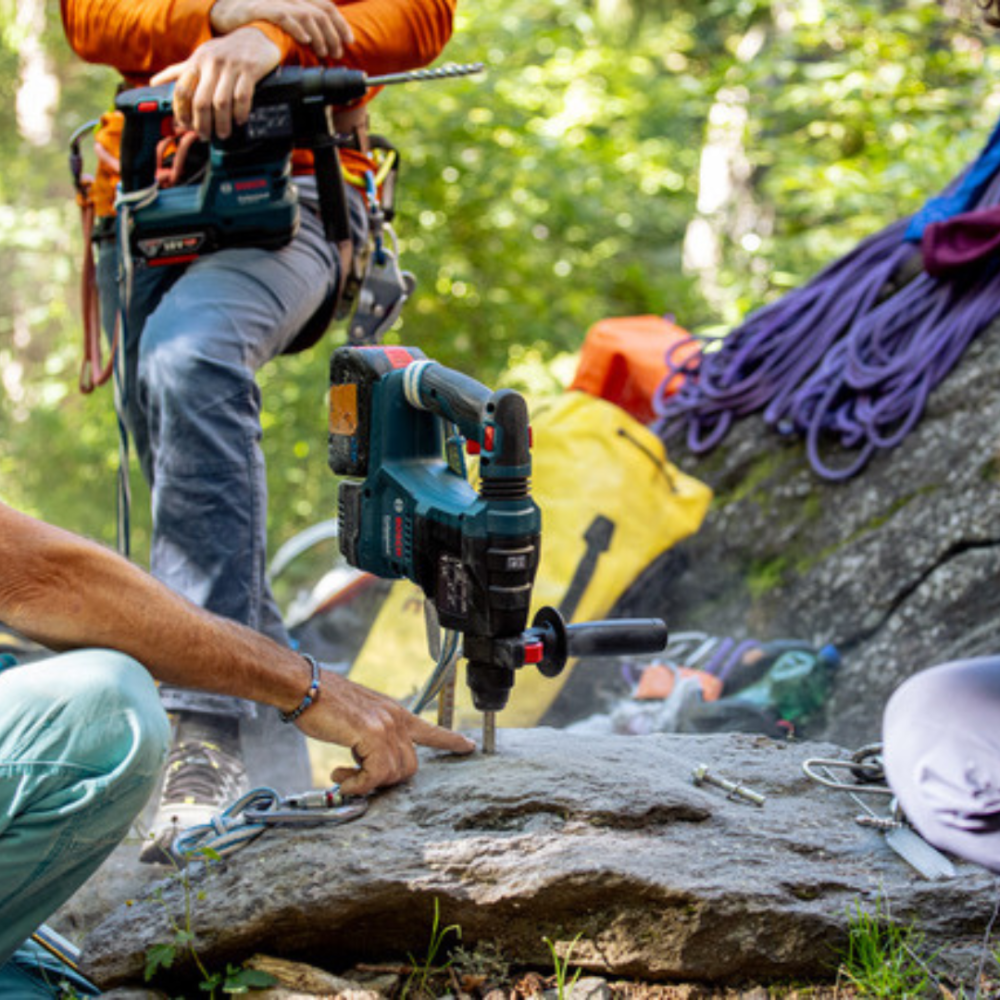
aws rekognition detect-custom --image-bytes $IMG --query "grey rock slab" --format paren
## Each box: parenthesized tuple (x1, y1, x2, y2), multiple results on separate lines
(80, 730, 997, 990)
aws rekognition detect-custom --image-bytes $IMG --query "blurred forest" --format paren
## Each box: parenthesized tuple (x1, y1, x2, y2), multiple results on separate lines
(1, 0, 999, 566)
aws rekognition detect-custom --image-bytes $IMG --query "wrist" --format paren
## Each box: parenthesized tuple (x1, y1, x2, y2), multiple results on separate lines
(245, 20, 294, 61)
(279, 653, 321, 724)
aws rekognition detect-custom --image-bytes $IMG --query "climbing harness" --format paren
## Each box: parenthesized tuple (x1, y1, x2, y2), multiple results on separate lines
(803, 743, 956, 880)
(171, 785, 369, 861)
(655, 116, 1000, 481)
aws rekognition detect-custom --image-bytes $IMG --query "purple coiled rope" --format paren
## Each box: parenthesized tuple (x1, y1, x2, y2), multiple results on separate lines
(654, 168, 1000, 481)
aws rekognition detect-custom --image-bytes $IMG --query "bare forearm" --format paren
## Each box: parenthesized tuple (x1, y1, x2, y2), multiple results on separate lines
(0, 505, 306, 714)
(0, 501, 475, 792)
(250, 0, 457, 74)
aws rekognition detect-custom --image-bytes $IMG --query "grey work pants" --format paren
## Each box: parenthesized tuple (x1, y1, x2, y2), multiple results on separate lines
(97, 188, 364, 722)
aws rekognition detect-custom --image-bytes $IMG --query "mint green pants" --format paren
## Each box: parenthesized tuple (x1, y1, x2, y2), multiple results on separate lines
(0, 650, 170, 995)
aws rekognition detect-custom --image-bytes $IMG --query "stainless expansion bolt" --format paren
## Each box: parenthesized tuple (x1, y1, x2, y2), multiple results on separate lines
(691, 763, 766, 806)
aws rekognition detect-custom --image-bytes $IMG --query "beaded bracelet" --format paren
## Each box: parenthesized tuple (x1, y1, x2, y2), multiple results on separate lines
(279, 653, 321, 724)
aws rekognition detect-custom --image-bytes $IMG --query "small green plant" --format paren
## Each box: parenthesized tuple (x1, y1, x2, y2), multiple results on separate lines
(198, 963, 278, 995)
(143, 848, 275, 998)
(543, 932, 583, 1000)
(839, 898, 937, 997)
(402, 897, 462, 999)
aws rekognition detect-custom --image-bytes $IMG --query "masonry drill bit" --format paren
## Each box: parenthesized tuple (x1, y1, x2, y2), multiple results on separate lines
(436, 666, 456, 731)
(482, 711, 496, 754)
(368, 63, 485, 87)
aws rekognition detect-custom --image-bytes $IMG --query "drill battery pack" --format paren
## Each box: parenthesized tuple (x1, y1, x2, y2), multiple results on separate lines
(128, 156, 300, 266)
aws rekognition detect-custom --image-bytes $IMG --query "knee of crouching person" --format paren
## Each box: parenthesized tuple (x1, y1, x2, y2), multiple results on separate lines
(61, 648, 172, 776)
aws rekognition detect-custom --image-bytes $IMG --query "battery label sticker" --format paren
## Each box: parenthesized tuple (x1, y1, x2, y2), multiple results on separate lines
(138, 233, 206, 260)
(329, 383, 358, 435)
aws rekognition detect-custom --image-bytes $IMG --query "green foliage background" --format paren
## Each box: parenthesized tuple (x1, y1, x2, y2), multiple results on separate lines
(1, 0, 998, 565)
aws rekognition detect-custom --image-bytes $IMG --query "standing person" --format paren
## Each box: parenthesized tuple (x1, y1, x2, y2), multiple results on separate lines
(0, 498, 474, 997)
(59, 0, 457, 861)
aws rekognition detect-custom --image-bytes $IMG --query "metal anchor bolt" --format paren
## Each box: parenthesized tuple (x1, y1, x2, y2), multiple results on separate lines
(691, 763, 766, 806)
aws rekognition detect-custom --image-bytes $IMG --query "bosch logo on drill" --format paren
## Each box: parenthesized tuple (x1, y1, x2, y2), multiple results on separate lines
(217, 178, 272, 207)
(391, 499, 406, 558)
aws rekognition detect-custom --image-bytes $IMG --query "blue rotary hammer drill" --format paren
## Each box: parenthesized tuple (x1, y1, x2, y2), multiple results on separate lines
(115, 64, 479, 267)
(328, 346, 668, 751)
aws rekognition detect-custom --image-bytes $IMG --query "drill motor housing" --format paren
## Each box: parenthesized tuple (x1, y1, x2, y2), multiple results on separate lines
(116, 67, 370, 266)
(329, 346, 542, 712)
(328, 347, 670, 720)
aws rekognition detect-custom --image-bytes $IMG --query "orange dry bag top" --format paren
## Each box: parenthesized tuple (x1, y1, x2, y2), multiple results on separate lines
(569, 314, 700, 425)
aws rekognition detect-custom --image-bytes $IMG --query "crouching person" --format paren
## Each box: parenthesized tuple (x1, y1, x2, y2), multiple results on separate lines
(0, 500, 474, 996)
(0, 650, 169, 996)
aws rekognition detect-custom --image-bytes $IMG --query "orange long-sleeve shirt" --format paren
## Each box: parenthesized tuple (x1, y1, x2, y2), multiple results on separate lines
(62, 0, 456, 215)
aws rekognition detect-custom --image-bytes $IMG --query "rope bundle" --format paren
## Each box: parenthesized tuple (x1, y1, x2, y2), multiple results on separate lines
(655, 169, 1000, 481)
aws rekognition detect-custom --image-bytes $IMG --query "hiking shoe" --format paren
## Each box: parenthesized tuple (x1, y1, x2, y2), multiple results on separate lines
(139, 738, 249, 865)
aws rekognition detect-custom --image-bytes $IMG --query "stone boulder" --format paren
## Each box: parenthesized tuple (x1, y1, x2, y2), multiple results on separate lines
(80, 730, 997, 992)
(615, 318, 1000, 748)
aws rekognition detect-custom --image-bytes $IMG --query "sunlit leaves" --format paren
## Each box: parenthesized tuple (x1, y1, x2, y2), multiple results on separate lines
(3, 0, 1000, 554)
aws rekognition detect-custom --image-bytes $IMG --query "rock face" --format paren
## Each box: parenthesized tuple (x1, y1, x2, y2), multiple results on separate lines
(617, 318, 1000, 748)
(66, 321, 1000, 993)
(81, 730, 997, 991)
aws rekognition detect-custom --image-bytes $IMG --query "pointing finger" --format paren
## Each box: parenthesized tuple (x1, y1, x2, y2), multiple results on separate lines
(409, 718, 476, 754)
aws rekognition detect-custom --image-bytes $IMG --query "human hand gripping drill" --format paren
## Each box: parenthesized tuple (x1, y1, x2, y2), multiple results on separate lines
(115, 63, 482, 265)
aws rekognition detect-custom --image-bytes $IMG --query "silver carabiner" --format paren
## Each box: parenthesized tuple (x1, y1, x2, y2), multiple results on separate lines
(801, 756, 894, 796)
(244, 785, 370, 826)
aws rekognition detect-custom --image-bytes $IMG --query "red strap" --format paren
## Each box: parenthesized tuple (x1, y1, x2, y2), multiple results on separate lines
(356, 345, 415, 368)
(155, 130, 201, 189)
(77, 182, 118, 394)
